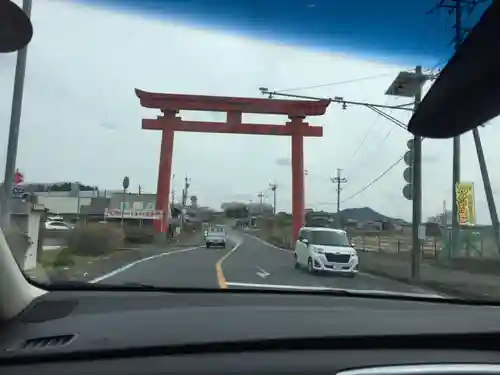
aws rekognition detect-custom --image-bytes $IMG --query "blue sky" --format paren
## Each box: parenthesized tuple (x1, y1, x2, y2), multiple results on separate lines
(1, 0, 498, 224)
(81, 0, 489, 67)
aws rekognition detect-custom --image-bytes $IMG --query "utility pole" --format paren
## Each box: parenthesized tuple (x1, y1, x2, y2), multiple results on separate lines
(387, 65, 430, 280)
(181, 175, 190, 207)
(472, 130, 500, 252)
(75, 182, 81, 224)
(450, 0, 463, 260)
(431, 0, 500, 256)
(257, 192, 264, 215)
(410, 66, 424, 280)
(180, 176, 190, 231)
(331, 169, 347, 228)
(1, 0, 32, 230)
(269, 183, 277, 215)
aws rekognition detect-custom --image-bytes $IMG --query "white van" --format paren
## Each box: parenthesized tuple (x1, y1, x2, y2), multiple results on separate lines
(205, 225, 227, 248)
(293, 227, 358, 277)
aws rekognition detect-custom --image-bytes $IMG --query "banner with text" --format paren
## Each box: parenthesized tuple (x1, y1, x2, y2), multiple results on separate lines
(455, 182, 476, 226)
(105, 208, 163, 220)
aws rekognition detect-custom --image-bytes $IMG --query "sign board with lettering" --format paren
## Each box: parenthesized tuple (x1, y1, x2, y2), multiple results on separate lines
(105, 208, 163, 220)
(455, 182, 476, 226)
(12, 185, 25, 198)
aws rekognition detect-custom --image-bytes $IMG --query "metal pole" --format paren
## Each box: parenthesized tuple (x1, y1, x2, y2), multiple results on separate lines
(76, 183, 81, 224)
(451, 0, 463, 260)
(273, 188, 276, 215)
(180, 176, 188, 232)
(472, 129, 500, 253)
(270, 185, 277, 215)
(336, 169, 341, 214)
(331, 169, 347, 228)
(120, 189, 126, 227)
(1, 0, 32, 230)
(248, 200, 252, 227)
(410, 65, 423, 280)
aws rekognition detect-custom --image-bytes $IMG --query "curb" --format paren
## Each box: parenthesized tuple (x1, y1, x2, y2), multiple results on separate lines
(357, 266, 484, 300)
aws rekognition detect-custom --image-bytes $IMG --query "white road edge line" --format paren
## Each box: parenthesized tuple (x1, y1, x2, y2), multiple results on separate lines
(241, 232, 447, 297)
(89, 246, 203, 284)
(243, 232, 293, 252)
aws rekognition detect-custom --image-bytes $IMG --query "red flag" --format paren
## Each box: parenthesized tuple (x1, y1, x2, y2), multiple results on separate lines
(13, 169, 24, 185)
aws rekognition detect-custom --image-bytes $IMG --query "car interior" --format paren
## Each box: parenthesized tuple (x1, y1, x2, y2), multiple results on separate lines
(3, 1, 500, 374)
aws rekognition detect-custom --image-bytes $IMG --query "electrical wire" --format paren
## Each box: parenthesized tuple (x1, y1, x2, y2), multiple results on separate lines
(339, 154, 405, 204)
(340, 138, 426, 204)
(344, 97, 396, 174)
(274, 72, 397, 93)
(348, 127, 395, 180)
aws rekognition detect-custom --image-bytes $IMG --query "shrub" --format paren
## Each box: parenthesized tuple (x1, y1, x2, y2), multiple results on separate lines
(67, 224, 124, 256)
(123, 225, 154, 244)
(48, 248, 75, 268)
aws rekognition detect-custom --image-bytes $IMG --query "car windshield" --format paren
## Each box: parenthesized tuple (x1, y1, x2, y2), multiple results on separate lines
(1, 0, 497, 303)
(310, 231, 351, 247)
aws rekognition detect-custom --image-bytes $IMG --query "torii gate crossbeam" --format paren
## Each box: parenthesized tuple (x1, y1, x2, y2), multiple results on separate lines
(135, 89, 329, 242)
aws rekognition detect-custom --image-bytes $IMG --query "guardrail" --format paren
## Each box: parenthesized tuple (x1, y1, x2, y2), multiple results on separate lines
(351, 235, 440, 258)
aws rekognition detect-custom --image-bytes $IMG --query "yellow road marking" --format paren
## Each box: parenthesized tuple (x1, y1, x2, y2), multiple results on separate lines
(215, 242, 242, 289)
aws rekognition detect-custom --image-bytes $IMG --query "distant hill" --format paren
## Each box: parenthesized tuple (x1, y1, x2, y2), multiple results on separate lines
(331, 207, 409, 225)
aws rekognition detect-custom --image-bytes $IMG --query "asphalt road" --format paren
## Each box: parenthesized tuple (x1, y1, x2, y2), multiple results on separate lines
(97, 229, 440, 296)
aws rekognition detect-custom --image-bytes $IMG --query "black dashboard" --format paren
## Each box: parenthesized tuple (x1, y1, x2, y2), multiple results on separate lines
(2, 289, 500, 374)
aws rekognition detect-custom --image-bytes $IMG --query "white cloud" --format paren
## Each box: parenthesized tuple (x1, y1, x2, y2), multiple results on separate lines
(1, 0, 499, 224)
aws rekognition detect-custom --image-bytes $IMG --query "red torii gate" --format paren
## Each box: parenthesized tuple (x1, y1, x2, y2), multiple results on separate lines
(135, 89, 329, 241)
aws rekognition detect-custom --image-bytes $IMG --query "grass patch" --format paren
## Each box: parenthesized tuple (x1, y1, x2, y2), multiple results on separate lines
(40, 248, 94, 270)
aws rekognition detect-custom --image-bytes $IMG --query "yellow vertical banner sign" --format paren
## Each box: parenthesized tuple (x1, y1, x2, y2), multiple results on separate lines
(455, 182, 476, 226)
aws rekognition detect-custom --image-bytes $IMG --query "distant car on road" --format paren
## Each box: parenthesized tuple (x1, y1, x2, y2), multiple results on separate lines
(293, 227, 358, 277)
(47, 215, 64, 222)
(45, 221, 73, 231)
(205, 225, 227, 248)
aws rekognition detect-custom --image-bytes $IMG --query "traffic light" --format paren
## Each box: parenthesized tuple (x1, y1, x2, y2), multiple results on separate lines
(402, 139, 413, 200)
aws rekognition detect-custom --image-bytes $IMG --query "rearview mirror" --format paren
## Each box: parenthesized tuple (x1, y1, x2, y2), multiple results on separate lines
(0, 1, 33, 53)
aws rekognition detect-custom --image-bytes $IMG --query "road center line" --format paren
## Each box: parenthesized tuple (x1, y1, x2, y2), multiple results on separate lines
(215, 241, 242, 289)
(89, 246, 203, 283)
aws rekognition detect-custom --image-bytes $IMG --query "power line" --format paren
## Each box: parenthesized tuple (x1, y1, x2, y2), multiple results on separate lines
(273, 72, 398, 93)
(340, 154, 404, 204)
(340, 134, 428, 204)
(348, 127, 396, 181)
(345, 97, 397, 175)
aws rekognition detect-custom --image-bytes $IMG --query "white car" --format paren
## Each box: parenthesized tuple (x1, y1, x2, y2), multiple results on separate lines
(205, 225, 227, 248)
(45, 221, 73, 230)
(293, 227, 358, 277)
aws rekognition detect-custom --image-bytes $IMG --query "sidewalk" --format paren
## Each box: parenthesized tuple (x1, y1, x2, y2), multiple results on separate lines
(358, 250, 500, 300)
